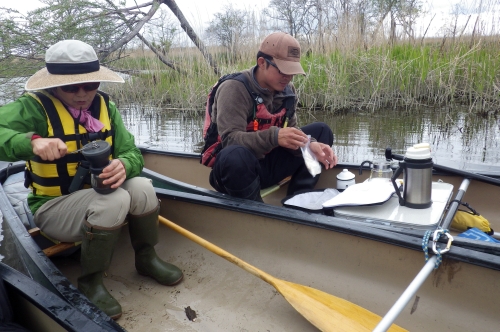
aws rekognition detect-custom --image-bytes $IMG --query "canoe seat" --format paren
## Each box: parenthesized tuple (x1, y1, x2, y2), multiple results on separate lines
(28, 227, 80, 258)
(260, 176, 292, 198)
(3, 171, 80, 257)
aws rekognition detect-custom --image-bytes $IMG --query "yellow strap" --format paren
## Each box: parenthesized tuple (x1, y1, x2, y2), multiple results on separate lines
(260, 176, 292, 198)
(40, 230, 82, 246)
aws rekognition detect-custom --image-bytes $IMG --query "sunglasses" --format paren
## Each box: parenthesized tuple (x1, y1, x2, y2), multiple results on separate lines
(60, 82, 100, 93)
(265, 58, 287, 75)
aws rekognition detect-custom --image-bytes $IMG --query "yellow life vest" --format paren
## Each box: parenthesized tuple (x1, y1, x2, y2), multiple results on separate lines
(26, 90, 114, 196)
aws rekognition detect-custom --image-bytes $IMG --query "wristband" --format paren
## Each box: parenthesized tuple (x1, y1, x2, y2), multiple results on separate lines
(31, 134, 42, 141)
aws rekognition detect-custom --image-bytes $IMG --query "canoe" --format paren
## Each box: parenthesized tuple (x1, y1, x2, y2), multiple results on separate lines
(1, 150, 500, 331)
(0, 261, 116, 332)
(140, 147, 500, 236)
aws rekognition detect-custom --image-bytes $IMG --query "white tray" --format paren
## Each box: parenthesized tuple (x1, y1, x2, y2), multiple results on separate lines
(333, 182, 454, 229)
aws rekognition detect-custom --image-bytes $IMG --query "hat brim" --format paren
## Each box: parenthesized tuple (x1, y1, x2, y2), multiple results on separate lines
(24, 66, 125, 91)
(274, 58, 306, 76)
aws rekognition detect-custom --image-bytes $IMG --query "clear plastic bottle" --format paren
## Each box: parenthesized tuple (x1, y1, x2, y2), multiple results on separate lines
(369, 159, 393, 182)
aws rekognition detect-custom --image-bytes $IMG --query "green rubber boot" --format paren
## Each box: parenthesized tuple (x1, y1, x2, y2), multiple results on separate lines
(77, 222, 123, 320)
(128, 204, 183, 285)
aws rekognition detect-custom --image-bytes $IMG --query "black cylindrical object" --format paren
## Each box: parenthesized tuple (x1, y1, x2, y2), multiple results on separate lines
(81, 141, 116, 195)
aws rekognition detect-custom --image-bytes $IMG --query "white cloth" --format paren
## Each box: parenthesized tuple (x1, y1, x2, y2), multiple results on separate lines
(322, 180, 397, 209)
(284, 188, 339, 211)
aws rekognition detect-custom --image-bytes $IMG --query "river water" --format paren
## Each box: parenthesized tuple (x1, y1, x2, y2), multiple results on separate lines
(120, 104, 500, 173)
(1, 79, 499, 173)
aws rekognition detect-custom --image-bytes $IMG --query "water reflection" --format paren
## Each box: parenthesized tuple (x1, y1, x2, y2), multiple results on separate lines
(121, 105, 204, 152)
(2, 80, 498, 171)
(120, 105, 500, 171)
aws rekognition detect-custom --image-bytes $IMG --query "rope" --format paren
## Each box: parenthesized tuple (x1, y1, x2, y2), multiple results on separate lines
(422, 228, 452, 269)
(422, 230, 433, 265)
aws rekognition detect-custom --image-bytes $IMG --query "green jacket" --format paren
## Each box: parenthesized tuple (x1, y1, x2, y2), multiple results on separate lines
(0, 92, 144, 213)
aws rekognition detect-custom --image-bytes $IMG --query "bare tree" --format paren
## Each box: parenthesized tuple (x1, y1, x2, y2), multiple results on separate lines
(161, 0, 220, 75)
(147, 8, 179, 56)
(206, 5, 251, 62)
(394, 0, 423, 44)
(264, 0, 313, 37)
(369, 0, 399, 42)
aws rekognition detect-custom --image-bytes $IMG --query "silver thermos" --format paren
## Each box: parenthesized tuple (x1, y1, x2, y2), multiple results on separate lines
(391, 143, 433, 209)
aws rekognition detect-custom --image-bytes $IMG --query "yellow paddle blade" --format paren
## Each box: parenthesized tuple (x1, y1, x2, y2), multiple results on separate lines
(274, 279, 407, 332)
(159, 216, 406, 331)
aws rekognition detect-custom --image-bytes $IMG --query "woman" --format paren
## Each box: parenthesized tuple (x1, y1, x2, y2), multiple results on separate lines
(0, 40, 183, 320)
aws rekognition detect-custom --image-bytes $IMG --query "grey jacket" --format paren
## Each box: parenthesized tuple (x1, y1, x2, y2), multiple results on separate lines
(212, 66, 298, 159)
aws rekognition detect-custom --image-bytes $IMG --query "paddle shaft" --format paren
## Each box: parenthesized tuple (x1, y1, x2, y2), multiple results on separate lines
(159, 215, 408, 332)
(386, 148, 500, 187)
(373, 256, 437, 332)
(159, 216, 275, 285)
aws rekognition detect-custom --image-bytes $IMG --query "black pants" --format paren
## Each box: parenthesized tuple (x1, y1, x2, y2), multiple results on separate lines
(210, 122, 334, 199)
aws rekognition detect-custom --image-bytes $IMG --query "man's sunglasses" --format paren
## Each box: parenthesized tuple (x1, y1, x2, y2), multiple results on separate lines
(60, 82, 100, 93)
(265, 58, 286, 75)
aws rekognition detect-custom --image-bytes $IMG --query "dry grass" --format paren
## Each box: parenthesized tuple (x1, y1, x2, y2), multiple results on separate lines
(103, 34, 500, 115)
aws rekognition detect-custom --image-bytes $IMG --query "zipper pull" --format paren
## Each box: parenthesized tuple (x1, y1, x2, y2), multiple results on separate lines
(253, 119, 258, 131)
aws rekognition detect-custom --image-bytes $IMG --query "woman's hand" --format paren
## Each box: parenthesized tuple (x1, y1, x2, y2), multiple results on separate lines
(31, 138, 67, 161)
(100, 159, 126, 188)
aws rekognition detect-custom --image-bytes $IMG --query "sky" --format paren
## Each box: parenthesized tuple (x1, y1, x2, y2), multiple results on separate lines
(2, 0, 267, 23)
(1, 0, 497, 37)
(1, 0, 454, 21)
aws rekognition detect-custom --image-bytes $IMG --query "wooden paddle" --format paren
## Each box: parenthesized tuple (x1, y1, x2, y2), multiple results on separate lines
(159, 215, 407, 332)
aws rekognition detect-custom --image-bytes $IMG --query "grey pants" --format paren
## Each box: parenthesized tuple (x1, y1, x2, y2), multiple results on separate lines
(34, 177, 158, 243)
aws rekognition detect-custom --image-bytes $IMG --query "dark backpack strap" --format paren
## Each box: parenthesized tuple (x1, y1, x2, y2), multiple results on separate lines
(208, 72, 257, 120)
(281, 85, 297, 120)
(451, 200, 479, 215)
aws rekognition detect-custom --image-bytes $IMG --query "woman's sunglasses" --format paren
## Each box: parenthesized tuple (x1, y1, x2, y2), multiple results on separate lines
(60, 82, 100, 93)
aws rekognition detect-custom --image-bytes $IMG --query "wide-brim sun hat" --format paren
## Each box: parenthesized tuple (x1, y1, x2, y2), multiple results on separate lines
(259, 32, 306, 76)
(25, 40, 125, 91)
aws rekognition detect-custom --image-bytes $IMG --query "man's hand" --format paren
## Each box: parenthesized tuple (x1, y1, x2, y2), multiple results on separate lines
(31, 138, 68, 161)
(309, 142, 337, 169)
(100, 159, 126, 189)
(278, 127, 309, 150)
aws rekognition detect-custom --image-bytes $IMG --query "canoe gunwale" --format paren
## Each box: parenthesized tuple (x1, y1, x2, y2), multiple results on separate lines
(0, 262, 111, 332)
(155, 187, 500, 271)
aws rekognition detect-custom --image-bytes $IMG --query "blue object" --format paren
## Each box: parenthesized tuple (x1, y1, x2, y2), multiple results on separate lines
(457, 227, 500, 243)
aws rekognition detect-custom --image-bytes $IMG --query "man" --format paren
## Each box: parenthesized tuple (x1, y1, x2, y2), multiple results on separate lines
(0, 40, 183, 320)
(205, 32, 337, 201)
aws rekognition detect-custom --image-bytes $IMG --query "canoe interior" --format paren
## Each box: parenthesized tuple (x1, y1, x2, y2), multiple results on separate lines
(52, 192, 500, 331)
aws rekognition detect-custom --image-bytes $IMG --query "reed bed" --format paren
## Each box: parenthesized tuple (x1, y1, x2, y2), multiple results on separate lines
(105, 37, 500, 115)
(2, 36, 497, 115)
